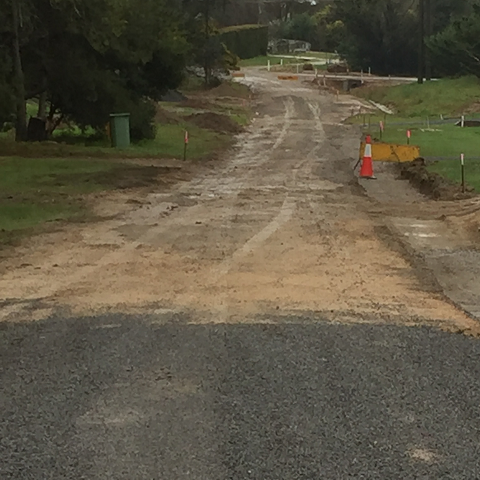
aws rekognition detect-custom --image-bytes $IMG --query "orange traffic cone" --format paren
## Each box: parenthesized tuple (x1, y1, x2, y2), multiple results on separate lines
(360, 135, 376, 179)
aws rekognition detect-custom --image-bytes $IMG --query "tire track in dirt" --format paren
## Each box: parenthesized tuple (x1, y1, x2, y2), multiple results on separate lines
(208, 98, 297, 319)
(210, 97, 335, 321)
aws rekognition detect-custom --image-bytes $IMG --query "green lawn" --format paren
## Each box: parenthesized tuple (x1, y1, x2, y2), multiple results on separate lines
(0, 156, 183, 244)
(354, 76, 480, 117)
(137, 123, 230, 158)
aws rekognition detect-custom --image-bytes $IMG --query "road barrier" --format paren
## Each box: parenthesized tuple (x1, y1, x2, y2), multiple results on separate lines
(359, 142, 420, 163)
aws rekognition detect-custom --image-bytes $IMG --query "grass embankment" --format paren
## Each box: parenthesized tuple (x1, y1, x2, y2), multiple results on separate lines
(355, 76, 480, 117)
(0, 81, 252, 244)
(351, 76, 480, 192)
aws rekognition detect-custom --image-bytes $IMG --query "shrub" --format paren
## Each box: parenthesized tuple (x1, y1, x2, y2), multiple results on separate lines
(219, 25, 268, 59)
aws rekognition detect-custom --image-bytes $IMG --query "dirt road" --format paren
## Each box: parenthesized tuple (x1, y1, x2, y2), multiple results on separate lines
(0, 71, 477, 333)
(3, 71, 480, 479)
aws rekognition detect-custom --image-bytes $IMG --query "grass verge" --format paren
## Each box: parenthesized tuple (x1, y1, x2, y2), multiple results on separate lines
(0, 157, 170, 245)
(428, 159, 480, 193)
(0, 123, 230, 160)
(0, 80, 253, 245)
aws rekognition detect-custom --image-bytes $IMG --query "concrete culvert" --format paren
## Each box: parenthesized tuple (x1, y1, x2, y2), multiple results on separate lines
(455, 120, 480, 127)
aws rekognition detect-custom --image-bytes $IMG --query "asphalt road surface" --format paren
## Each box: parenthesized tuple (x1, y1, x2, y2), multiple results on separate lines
(2, 316, 480, 478)
(1, 72, 480, 478)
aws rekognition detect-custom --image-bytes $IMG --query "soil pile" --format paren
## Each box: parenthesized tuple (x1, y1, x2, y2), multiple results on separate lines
(185, 112, 242, 134)
(400, 158, 476, 201)
(208, 83, 249, 98)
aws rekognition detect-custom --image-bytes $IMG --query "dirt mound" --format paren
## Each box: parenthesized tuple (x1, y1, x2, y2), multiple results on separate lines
(156, 107, 181, 125)
(327, 63, 349, 74)
(185, 112, 241, 134)
(459, 101, 480, 115)
(207, 83, 249, 98)
(400, 158, 476, 201)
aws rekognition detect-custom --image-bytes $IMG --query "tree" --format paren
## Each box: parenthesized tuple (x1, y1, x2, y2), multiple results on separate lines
(277, 13, 317, 45)
(1, 0, 189, 141)
(332, 0, 475, 77)
(333, 0, 419, 75)
(428, 4, 480, 77)
(275, 5, 345, 52)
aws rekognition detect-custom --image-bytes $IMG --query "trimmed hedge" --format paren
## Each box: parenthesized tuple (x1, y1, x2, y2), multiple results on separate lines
(219, 25, 268, 60)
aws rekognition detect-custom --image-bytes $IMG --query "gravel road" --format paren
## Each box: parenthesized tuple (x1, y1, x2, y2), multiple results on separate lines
(2, 315, 480, 479)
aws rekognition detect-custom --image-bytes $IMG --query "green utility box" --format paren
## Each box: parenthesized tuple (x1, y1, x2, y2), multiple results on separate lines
(109, 113, 131, 148)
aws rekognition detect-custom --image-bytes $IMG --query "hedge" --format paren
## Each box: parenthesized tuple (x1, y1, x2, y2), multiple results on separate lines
(219, 25, 268, 60)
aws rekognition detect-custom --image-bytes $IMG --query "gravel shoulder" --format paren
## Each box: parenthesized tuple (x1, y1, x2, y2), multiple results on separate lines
(360, 161, 480, 323)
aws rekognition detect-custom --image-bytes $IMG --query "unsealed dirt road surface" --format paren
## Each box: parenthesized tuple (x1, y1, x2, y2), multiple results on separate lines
(2, 71, 480, 478)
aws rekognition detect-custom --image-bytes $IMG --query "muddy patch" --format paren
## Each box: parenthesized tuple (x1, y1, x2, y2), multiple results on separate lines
(56, 166, 182, 191)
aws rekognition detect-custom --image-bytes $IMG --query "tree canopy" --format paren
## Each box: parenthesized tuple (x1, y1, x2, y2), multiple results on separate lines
(2, 0, 189, 141)
(428, 4, 480, 77)
(3, 0, 480, 143)
(266, 0, 479, 77)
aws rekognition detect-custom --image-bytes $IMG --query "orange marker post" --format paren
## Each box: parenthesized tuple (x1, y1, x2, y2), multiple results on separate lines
(184, 131, 189, 161)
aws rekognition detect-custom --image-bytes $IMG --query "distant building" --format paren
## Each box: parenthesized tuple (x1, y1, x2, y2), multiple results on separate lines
(268, 39, 311, 55)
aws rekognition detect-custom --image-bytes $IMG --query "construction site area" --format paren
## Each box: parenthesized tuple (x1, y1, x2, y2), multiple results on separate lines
(2, 67, 480, 478)
(1, 68, 479, 327)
